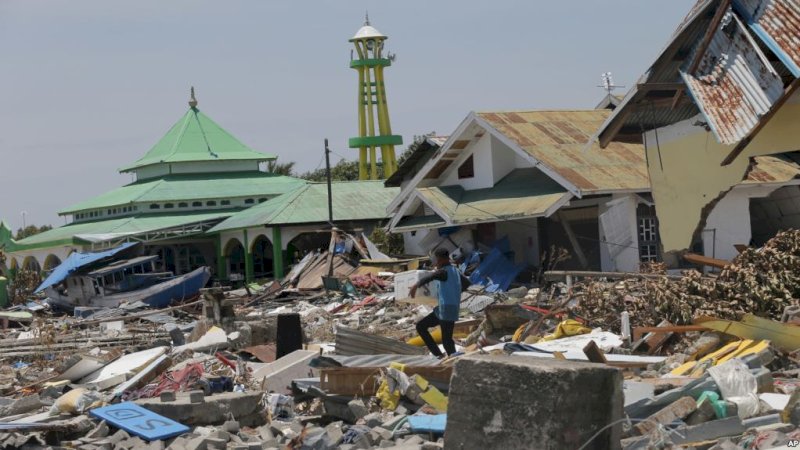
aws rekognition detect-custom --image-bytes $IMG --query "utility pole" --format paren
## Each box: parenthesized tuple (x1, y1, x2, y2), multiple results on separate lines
(324, 138, 333, 224)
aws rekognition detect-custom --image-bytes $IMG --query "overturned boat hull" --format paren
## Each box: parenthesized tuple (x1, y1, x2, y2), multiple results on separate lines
(48, 267, 211, 310)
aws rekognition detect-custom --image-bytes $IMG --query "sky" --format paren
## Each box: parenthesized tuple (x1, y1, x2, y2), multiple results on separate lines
(0, 0, 696, 230)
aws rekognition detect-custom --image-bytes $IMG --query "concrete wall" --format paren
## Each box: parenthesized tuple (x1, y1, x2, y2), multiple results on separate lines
(643, 90, 800, 253)
(598, 194, 641, 272)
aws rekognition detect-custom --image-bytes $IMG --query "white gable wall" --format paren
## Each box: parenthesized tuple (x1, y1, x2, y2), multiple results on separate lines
(441, 133, 494, 190)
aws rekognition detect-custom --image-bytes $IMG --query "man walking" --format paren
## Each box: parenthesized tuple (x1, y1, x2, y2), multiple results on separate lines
(410, 248, 467, 358)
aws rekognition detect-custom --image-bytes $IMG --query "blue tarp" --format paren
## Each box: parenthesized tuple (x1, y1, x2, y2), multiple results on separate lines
(35, 242, 138, 293)
(407, 414, 447, 434)
(468, 237, 525, 292)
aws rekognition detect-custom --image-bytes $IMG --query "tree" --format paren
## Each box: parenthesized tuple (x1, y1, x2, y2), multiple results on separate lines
(300, 159, 367, 182)
(15, 225, 52, 241)
(368, 227, 405, 256)
(267, 159, 296, 176)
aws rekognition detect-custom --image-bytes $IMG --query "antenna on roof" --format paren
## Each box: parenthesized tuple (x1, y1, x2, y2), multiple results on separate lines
(189, 86, 198, 108)
(598, 72, 624, 95)
(364, 10, 370, 25)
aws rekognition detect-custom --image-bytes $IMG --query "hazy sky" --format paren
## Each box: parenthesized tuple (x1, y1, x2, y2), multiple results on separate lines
(0, 0, 695, 230)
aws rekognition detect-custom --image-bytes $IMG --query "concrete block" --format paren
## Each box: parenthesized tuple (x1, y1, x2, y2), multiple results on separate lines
(203, 437, 227, 450)
(348, 399, 368, 421)
(85, 420, 110, 440)
(253, 350, 317, 394)
(160, 391, 177, 402)
(445, 354, 623, 450)
(685, 397, 717, 425)
(364, 412, 383, 427)
(189, 390, 205, 404)
(136, 391, 266, 427)
(635, 396, 696, 436)
(222, 420, 241, 434)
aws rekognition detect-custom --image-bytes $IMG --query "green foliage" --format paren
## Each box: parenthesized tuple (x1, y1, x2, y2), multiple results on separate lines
(267, 159, 297, 176)
(368, 226, 405, 256)
(301, 159, 370, 182)
(15, 225, 52, 241)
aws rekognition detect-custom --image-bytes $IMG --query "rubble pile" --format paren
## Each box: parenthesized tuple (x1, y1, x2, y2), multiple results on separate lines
(571, 230, 800, 329)
(4, 232, 800, 448)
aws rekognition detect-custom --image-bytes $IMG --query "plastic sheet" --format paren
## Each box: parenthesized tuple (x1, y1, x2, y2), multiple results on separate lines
(707, 359, 760, 419)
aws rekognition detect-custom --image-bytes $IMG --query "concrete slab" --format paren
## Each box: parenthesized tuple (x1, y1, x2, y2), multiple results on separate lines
(253, 350, 317, 394)
(445, 354, 623, 450)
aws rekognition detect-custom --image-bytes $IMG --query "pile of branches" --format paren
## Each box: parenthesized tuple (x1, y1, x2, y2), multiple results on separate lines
(10, 269, 40, 305)
(569, 230, 800, 330)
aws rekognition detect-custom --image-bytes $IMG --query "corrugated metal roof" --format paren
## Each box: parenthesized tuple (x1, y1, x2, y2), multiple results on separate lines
(311, 354, 440, 368)
(477, 110, 650, 193)
(334, 326, 427, 356)
(681, 10, 784, 145)
(384, 136, 448, 188)
(597, 0, 799, 150)
(14, 210, 232, 248)
(210, 181, 399, 232)
(416, 168, 568, 225)
(736, 0, 800, 76)
(119, 107, 275, 172)
(744, 154, 800, 183)
(60, 173, 305, 214)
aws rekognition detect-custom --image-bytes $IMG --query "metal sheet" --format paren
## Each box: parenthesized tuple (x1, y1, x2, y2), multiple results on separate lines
(334, 326, 427, 356)
(682, 10, 784, 145)
(311, 354, 440, 368)
(736, 0, 800, 76)
(744, 154, 800, 183)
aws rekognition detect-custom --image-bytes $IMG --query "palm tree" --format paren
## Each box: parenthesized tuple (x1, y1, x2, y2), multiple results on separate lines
(267, 159, 296, 176)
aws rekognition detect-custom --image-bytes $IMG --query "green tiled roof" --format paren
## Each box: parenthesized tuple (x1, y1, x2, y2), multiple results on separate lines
(414, 168, 569, 226)
(210, 181, 400, 232)
(13, 210, 234, 250)
(119, 107, 275, 172)
(60, 173, 306, 214)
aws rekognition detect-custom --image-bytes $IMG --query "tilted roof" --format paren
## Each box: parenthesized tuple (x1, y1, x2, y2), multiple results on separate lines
(12, 211, 234, 251)
(477, 110, 650, 193)
(745, 154, 800, 184)
(119, 107, 275, 172)
(60, 173, 305, 215)
(384, 136, 448, 188)
(210, 181, 399, 232)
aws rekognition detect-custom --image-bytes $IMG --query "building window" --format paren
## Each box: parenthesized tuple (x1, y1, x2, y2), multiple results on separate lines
(207, 201, 217, 206)
(458, 155, 475, 179)
(245, 198, 254, 205)
(637, 205, 660, 263)
(164, 203, 174, 209)
(192, 201, 202, 207)
(221, 200, 231, 206)
(150, 204, 160, 210)
(258, 198, 267, 203)
(178, 202, 188, 208)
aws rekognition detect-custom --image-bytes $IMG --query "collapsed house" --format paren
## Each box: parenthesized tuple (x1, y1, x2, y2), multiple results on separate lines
(385, 106, 800, 273)
(593, 0, 800, 265)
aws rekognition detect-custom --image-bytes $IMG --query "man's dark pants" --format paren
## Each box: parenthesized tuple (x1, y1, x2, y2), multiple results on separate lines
(415, 310, 456, 357)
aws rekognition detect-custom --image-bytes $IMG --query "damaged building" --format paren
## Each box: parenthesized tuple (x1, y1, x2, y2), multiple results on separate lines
(386, 104, 800, 272)
(594, 0, 800, 266)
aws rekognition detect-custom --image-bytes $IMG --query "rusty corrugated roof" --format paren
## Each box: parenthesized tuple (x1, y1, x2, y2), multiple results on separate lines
(681, 10, 784, 145)
(737, 0, 800, 76)
(744, 155, 800, 183)
(476, 110, 650, 193)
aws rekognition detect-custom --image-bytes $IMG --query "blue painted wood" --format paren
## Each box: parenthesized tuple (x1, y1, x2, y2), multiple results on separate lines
(90, 402, 189, 441)
(408, 413, 447, 434)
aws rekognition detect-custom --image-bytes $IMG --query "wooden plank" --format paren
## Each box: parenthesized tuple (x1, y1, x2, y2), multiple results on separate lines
(687, 0, 732, 75)
(633, 325, 708, 341)
(583, 340, 608, 364)
(683, 253, 730, 269)
(557, 211, 589, 269)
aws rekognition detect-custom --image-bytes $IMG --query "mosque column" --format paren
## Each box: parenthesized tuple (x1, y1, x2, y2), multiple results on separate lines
(243, 229, 255, 283)
(272, 227, 284, 279)
(215, 234, 227, 280)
